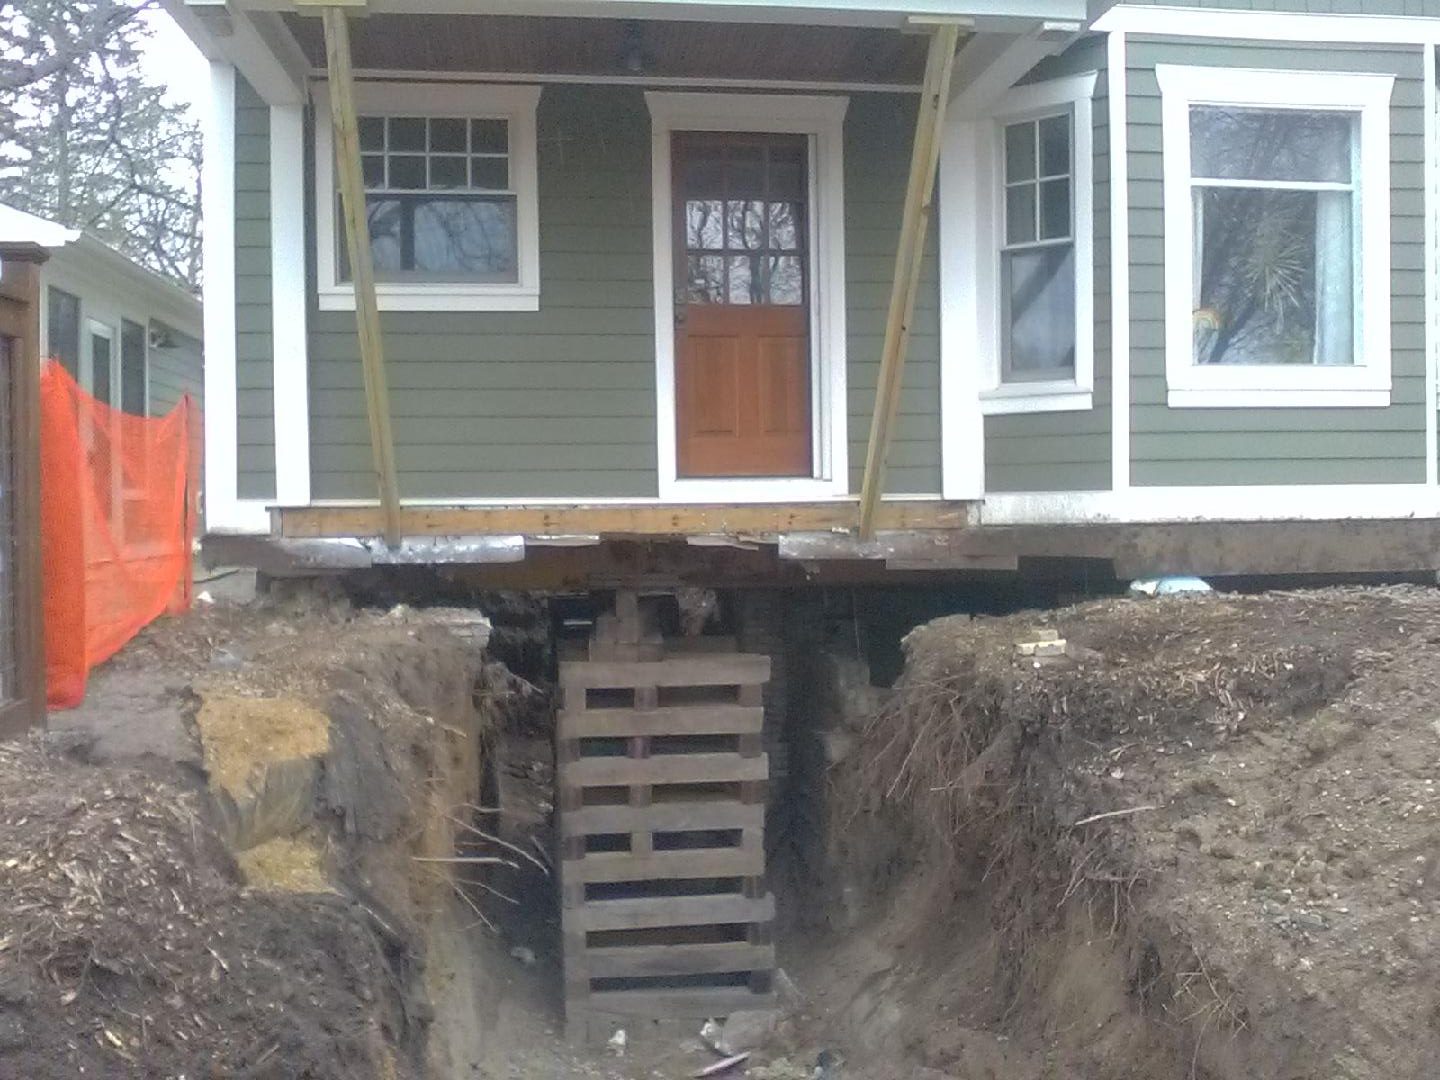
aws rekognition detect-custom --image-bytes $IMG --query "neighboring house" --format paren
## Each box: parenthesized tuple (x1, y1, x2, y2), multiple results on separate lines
(167, 0, 1440, 575)
(0, 204, 204, 422)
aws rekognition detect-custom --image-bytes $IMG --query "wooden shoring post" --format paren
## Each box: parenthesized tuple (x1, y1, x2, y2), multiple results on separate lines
(308, 2, 402, 548)
(856, 24, 961, 539)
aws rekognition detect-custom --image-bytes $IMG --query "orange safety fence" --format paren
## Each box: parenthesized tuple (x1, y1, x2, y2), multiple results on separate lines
(40, 361, 199, 709)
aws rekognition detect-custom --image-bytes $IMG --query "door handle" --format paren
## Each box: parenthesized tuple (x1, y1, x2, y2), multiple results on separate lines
(674, 287, 687, 326)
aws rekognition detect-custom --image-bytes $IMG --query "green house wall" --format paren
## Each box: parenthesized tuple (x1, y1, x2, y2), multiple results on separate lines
(1124, 39, 1428, 487)
(984, 35, 1114, 494)
(301, 86, 941, 501)
(235, 75, 276, 500)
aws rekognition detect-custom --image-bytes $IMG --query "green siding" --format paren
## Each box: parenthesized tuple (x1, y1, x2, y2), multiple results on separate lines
(235, 76, 275, 500)
(1125, 39, 1428, 487)
(307, 86, 942, 501)
(1105, 0, 1440, 13)
(987, 35, 1113, 493)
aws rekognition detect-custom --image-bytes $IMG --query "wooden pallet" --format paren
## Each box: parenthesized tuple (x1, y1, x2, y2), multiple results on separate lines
(558, 621, 775, 1043)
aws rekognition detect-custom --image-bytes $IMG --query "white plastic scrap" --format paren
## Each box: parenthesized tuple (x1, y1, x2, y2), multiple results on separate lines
(1128, 575, 1213, 597)
(607, 1028, 627, 1057)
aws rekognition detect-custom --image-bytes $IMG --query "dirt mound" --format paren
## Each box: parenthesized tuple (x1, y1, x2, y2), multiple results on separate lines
(0, 737, 410, 1079)
(814, 586, 1440, 1080)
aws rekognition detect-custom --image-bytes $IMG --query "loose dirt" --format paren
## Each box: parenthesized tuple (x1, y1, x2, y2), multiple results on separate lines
(795, 585, 1440, 1080)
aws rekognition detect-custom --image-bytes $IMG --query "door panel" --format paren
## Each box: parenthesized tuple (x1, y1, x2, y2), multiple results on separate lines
(674, 132, 812, 478)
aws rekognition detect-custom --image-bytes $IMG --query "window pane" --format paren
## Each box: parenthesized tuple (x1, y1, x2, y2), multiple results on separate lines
(687, 254, 725, 302)
(1040, 178, 1070, 240)
(91, 332, 112, 405)
(728, 255, 758, 304)
(46, 287, 80, 376)
(430, 155, 467, 188)
(351, 195, 519, 283)
(1191, 107, 1354, 184)
(686, 200, 724, 250)
(430, 117, 467, 152)
(1005, 121, 1036, 182)
(1003, 246, 1076, 378)
(726, 200, 764, 250)
(388, 117, 425, 152)
(1193, 186, 1353, 365)
(362, 154, 385, 188)
(358, 116, 385, 151)
(1006, 184, 1036, 244)
(471, 119, 508, 154)
(471, 157, 508, 190)
(768, 202, 800, 250)
(1039, 114, 1070, 177)
(390, 155, 425, 189)
(121, 319, 146, 416)
(413, 198, 518, 280)
(767, 255, 804, 305)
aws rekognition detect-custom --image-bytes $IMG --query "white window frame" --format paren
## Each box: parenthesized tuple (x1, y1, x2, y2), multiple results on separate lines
(644, 91, 850, 503)
(313, 81, 542, 313)
(969, 73, 1097, 416)
(1156, 65, 1394, 409)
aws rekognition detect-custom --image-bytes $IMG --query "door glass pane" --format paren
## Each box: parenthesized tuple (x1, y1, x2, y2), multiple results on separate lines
(767, 255, 804, 305)
(725, 146, 765, 196)
(686, 200, 724, 249)
(727, 255, 757, 304)
(687, 254, 725, 302)
(726, 200, 764, 249)
(1190, 106, 1354, 184)
(767, 202, 800, 250)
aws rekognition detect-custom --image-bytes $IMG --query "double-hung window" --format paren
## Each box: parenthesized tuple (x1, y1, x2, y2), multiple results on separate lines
(316, 83, 542, 312)
(965, 73, 1097, 415)
(1156, 66, 1394, 407)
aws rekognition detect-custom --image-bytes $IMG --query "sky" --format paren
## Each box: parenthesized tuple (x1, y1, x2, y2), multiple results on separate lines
(137, 5, 210, 121)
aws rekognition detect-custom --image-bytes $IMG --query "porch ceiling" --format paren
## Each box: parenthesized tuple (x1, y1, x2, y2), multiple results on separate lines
(281, 13, 938, 85)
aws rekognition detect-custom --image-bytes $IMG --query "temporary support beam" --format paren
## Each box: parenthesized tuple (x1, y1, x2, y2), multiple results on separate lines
(856, 23, 959, 539)
(299, 1, 403, 547)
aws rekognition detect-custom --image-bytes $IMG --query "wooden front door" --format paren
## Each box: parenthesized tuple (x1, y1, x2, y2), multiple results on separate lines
(673, 132, 812, 478)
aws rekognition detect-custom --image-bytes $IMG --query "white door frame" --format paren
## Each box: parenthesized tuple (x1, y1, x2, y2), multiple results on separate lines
(645, 90, 851, 502)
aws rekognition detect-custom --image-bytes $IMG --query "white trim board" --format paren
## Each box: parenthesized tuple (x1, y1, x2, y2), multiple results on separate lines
(644, 91, 851, 504)
(329, 66, 922, 95)
(1155, 65, 1395, 409)
(1095, 5, 1440, 45)
(980, 485, 1440, 526)
(271, 102, 311, 507)
(202, 62, 258, 535)
(311, 81, 543, 313)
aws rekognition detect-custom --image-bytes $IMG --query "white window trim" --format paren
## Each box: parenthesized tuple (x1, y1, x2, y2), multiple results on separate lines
(1156, 64, 1395, 409)
(644, 90, 850, 503)
(970, 73, 1097, 416)
(313, 81, 542, 313)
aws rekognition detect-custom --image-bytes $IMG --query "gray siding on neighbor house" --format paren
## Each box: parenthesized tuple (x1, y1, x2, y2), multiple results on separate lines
(148, 324, 202, 416)
(1125, 39, 1428, 487)
(986, 35, 1113, 494)
(307, 86, 941, 501)
(235, 75, 276, 500)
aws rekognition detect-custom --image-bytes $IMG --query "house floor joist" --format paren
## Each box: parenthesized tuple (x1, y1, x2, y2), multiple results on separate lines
(274, 500, 976, 540)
